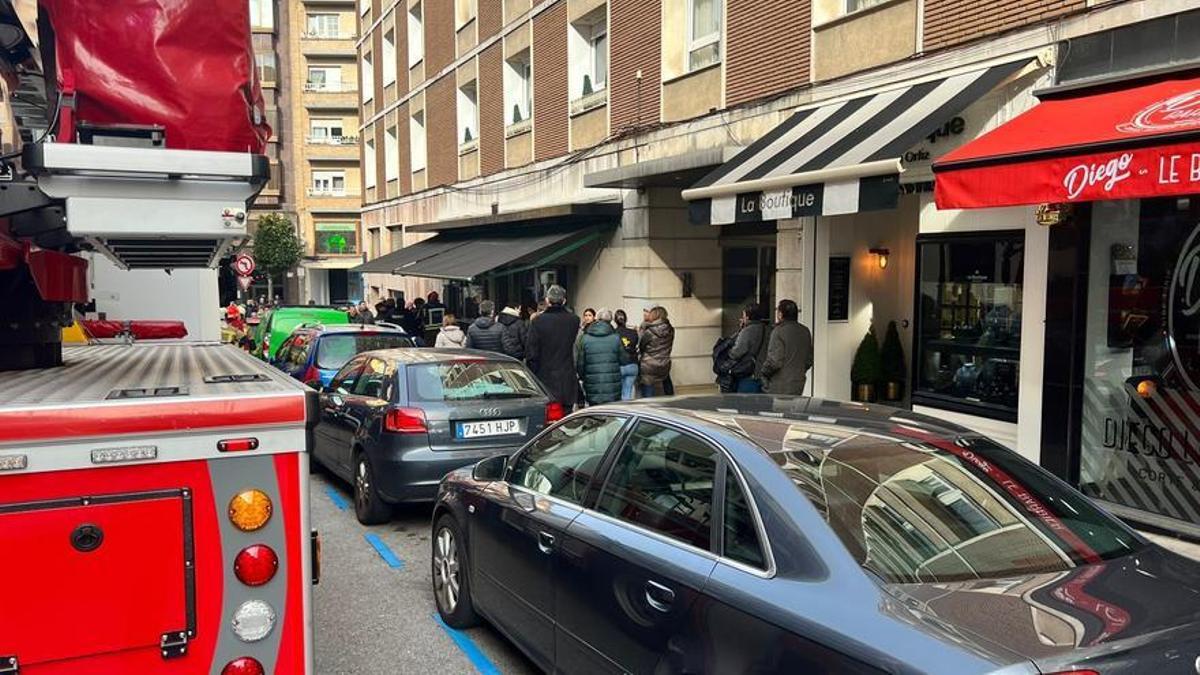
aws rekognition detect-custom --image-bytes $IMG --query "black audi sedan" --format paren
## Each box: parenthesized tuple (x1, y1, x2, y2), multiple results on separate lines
(313, 348, 561, 524)
(430, 394, 1200, 674)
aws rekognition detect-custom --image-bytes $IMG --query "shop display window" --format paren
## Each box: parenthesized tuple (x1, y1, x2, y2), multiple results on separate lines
(913, 232, 1024, 421)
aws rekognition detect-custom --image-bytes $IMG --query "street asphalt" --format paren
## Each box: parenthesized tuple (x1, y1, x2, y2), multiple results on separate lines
(311, 470, 538, 675)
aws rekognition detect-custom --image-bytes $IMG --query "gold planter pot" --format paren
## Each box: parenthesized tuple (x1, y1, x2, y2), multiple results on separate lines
(884, 381, 903, 401)
(854, 383, 876, 402)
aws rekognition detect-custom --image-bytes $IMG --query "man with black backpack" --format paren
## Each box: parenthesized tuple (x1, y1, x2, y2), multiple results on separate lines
(719, 302, 771, 393)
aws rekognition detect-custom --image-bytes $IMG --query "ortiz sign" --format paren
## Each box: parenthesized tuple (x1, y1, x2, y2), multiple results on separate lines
(936, 140, 1200, 209)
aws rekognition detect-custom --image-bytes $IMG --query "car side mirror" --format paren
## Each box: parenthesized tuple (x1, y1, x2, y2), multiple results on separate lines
(472, 454, 508, 482)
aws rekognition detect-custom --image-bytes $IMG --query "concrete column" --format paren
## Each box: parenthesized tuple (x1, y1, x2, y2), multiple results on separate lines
(775, 217, 810, 310)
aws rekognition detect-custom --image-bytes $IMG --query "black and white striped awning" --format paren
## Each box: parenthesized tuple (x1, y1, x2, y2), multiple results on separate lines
(682, 59, 1030, 224)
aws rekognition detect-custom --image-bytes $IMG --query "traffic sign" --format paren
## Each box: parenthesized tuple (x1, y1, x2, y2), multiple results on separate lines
(233, 254, 256, 276)
(237, 275, 254, 291)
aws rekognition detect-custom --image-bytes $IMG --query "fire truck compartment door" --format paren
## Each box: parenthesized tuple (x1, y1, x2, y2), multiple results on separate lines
(0, 489, 193, 666)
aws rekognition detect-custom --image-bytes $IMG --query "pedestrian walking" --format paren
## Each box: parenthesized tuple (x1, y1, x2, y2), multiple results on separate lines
(613, 309, 639, 400)
(723, 303, 771, 393)
(576, 308, 622, 406)
(498, 304, 528, 360)
(760, 299, 814, 395)
(465, 300, 505, 352)
(526, 285, 581, 408)
(638, 306, 675, 398)
(434, 313, 466, 348)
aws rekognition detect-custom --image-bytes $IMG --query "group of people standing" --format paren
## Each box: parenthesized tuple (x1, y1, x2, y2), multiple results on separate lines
(716, 299, 814, 395)
(433, 284, 676, 409)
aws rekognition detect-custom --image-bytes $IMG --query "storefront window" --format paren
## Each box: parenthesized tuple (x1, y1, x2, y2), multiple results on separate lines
(913, 232, 1024, 421)
(1078, 198, 1200, 525)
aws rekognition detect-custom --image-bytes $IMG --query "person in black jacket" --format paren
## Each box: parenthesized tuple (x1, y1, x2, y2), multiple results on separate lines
(498, 304, 528, 360)
(527, 285, 581, 408)
(725, 302, 771, 393)
(465, 300, 505, 352)
(614, 309, 639, 400)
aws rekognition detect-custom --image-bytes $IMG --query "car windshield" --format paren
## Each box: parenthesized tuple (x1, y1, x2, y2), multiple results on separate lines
(749, 420, 1144, 583)
(315, 333, 413, 370)
(408, 360, 543, 402)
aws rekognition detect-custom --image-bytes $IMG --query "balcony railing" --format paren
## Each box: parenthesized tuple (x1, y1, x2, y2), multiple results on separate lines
(303, 81, 357, 93)
(306, 135, 359, 146)
(302, 30, 355, 40)
(307, 187, 350, 197)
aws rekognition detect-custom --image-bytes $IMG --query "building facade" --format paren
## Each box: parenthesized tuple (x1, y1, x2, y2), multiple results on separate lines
(289, 0, 367, 304)
(354, 0, 1199, 532)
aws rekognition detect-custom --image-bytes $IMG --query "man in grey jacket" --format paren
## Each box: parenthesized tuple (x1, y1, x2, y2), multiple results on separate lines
(465, 300, 505, 352)
(760, 299, 814, 395)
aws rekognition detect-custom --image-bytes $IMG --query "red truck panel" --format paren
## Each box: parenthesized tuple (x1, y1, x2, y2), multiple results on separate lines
(0, 492, 190, 666)
(39, 0, 271, 153)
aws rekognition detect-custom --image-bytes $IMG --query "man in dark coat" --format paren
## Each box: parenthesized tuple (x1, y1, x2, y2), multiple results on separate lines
(576, 308, 622, 405)
(527, 285, 581, 407)
(761, 299, 814, 395)
(465, 300, 505, 352)
(498, 304, 528, 360)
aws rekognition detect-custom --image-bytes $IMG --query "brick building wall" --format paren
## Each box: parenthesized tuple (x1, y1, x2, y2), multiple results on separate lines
(726, 0, 811, 107)
(924, 0, 1088, 51)
(394, 6, 410, 97)
(478, 43, 505, 176)
(479, 0, 503, 40)
(609, 0, 661, 133)
(532, 3, 568, 161)
(398, 101, 413, 194)
(426, 74, 458, 187)
(424, 0, 455, 73)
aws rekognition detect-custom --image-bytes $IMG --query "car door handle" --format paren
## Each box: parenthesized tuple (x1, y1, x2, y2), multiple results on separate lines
(645, 580, 675, 613)
(537, 531, 555, 554)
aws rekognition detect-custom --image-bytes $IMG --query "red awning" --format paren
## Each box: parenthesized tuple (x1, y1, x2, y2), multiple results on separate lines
(934, 73, 1200, 209)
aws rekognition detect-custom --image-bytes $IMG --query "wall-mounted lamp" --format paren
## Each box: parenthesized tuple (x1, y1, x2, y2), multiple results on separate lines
(869, 247, 890, 270)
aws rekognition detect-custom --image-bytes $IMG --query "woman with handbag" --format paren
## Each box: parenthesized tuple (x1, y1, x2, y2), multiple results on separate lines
(725, 303, 771, 393)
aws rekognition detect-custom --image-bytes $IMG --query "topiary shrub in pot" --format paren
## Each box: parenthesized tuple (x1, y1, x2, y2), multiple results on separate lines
(850, 326, 883, 402)
(880, 320, 906, 401)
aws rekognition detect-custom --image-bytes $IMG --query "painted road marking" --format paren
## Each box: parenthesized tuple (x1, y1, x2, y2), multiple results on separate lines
(324, 485, 350, 511)
(365, 533, 404, 569)
(433, 613, 502, 675)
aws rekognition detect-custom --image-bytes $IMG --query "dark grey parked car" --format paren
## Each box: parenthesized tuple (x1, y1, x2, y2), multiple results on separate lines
(431, 394, 1200, 674)
(314, 348, 562, 524)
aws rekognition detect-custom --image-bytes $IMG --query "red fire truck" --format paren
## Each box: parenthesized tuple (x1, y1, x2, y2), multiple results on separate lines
(0, 1, 316, 673)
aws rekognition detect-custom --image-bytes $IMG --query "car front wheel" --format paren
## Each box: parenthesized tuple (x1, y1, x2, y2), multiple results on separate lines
(353, 452, 392, 525)
(433, 515, 479, 628)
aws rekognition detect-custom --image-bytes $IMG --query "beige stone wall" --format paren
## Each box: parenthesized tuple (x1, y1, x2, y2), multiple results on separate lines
(569, 104, 608, 150)
(662, 65, 722, 123)
(506, 129, 533, 168)
(812, 0, 917, 81)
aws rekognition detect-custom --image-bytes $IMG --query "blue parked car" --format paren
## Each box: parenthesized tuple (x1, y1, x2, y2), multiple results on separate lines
(271, 323, 414, 388)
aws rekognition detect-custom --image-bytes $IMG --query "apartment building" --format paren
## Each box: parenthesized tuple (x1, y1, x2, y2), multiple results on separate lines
(354, 1, 1200, 533)
(286, 0, 367, 304)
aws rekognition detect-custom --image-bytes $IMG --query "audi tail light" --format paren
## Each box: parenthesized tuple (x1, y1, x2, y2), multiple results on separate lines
(234, 544, 279, 587)
(545, 402, 566, 423)
(385, 407, 427, 434)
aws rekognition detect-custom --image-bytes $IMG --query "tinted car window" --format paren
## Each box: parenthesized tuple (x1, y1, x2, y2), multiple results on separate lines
(508, 416, 625, 505)
(316, 333, 414, 370)
(776, 427, 1143, 583)
(329, 357, 365, 394)
(408, 360, 542, 402)
(353, 357, 393, 400)
(723, 467, 765, 569)
(597, 421, 717, 551)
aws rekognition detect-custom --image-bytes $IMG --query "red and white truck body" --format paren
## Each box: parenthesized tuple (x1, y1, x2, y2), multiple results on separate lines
(0, 342, 317, 674)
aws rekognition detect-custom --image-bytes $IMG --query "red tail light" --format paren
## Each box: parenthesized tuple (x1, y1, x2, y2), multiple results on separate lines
(301, 365, 321, 387)
(234, 544, 279, 587)
(222, 657, 264, 675)
(385, 407, 427, 433)
(545, 402, 566, 423)
(218, 437, 259, 453)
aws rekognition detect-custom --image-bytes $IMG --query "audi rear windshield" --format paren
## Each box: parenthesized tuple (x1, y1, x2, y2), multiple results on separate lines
(316, 333, 414, 370)
(408, 360, 543, 402)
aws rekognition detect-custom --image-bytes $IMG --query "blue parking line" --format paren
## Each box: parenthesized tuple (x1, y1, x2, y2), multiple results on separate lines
(364, 533, 404, 569)
(433, 613, 502, 675)
(324, 485, 350, 511)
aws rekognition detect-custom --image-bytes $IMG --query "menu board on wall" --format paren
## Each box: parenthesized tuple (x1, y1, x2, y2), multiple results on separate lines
(828, 256, 851, 322)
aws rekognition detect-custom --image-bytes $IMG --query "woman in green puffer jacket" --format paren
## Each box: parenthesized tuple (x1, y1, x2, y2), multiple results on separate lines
(575, 308, 623, 406)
